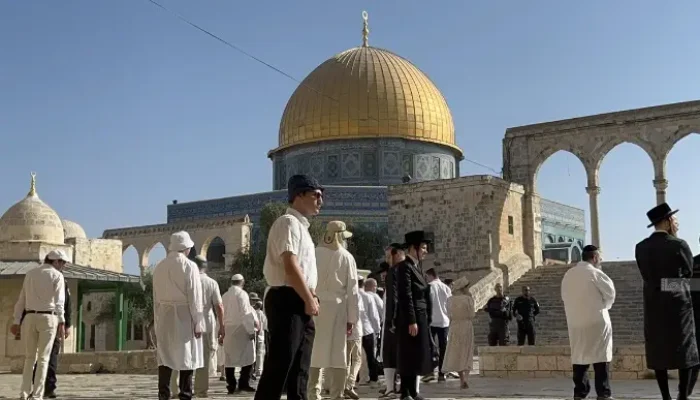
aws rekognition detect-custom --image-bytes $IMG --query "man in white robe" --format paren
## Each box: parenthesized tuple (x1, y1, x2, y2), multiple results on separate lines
(307, 221, 360, 400)
(153, 231, 205, 400)
(561, 245, 616, 400)
(222, 274, 258, 394)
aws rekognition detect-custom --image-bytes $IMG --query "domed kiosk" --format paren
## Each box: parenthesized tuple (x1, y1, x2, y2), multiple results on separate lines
(269, 12, 462, 189)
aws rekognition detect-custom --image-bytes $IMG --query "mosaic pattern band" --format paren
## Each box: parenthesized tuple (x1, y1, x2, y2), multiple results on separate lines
(271, 138, 460, 190)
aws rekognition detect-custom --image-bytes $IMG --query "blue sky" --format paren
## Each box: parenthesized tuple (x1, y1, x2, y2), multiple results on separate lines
(2, 1, 700, 275)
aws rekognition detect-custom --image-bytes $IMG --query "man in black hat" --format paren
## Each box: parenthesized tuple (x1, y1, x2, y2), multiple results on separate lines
(254, 174, 324, 400)
(635, 202, 699, 400)
(395, 232, 436, 400)
(378, 243, 404, 398)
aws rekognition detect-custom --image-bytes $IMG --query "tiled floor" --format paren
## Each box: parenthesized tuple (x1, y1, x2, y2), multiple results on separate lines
(0, 372, 695, 399)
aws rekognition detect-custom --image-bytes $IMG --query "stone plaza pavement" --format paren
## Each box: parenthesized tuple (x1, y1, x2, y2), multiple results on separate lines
(0, 373, 698, 399)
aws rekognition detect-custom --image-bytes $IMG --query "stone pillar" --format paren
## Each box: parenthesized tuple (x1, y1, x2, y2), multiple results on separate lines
(654, 178, 668, 205)
(522, 185, 543, 268)
(586, 186, 601, 248)
(223, 253, 236, 271)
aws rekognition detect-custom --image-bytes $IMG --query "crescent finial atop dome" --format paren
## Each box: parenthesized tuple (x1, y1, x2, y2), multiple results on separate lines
(362, 11, 369, 47)
(28, 172, 37, 197)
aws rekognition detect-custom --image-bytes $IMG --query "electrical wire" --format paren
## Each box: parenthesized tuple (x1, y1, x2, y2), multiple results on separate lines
(144, 0, 502, 176)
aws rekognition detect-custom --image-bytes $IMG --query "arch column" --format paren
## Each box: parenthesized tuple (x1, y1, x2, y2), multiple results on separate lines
(654, 178, 668, 205)
(585, 185, 601, 248)
(223, 253, 236, 271)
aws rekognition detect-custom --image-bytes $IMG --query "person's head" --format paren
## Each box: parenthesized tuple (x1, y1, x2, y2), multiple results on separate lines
(444, 278, 454, 288)
(582, 244, 602, 267)
(404, 231, 430, 261)
(169, 231, 195, 257)
(646, 202, 679, 236)
(287, 175, 324, 217)
(425, 268, 437, 282)
(495, 282, 503, 296)
(231, 273, 245, 288)
(252, 300, 262, 310)
(44, 249, 70, 271)
(322, 221, 352, 249)
(452, 276, 471, 296)
(522, 285, 530, 297)
(388, 243, 406, 266)
(194, 255, 208, 272)
(358, 277, 365, 289)
(365, 278, 377, 292)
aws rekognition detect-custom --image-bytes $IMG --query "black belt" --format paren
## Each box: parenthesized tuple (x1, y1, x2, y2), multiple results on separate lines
(25, 310, 57, 315)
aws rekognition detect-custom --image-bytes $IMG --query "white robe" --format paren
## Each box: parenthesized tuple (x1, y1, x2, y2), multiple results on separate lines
(153, 252, 205, 371)
(222, 285, 258, 367)
(310, 245, 360, 369)
(561, 261, 616, 365)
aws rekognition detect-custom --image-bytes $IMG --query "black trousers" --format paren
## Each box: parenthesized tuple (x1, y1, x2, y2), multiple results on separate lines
(32, 334, 60, 394)
(400, 373, 417, 398)
(226, 365, 253, 393)
(572, 362, 611, 399)
(657, 368, 693, 400)
(517, 320, 536, 346)
(254, 287, 315, 400)
(488, 321, 509, 346)
(430, 326, 449, 374)
(362, 333, 380, 382)
(158, 366, 193, 400)
(688, 365, 700, 395)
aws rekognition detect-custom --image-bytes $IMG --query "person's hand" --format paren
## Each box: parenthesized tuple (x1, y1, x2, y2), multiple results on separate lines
(516, 314, 523, 322)
(10, 324, 19, 337)
(408, 323, 418, 337)
(56, 324, 65, 342)
(305, 298, 319, 316)
(346, 323, 353, 336)
(64, 326, 71, 339)
(194, 330, 202, 339)
(218, 326, 225, 343)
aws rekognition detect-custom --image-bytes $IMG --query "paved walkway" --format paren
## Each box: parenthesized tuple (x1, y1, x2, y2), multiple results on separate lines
(0, 373, 697, 399)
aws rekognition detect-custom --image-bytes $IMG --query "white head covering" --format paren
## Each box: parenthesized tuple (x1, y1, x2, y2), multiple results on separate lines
(231, 274, 244, 281)
(46, 249, 71, 263)
(168, 231, 195, 252)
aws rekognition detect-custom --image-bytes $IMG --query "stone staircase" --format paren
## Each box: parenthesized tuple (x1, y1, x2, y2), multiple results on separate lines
(472, 261, 644, 347)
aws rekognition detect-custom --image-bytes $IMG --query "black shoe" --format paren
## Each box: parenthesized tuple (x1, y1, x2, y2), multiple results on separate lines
(45, 392, 57, 399)
(438, 373, 446, 382)
(239, 386, 256, 393)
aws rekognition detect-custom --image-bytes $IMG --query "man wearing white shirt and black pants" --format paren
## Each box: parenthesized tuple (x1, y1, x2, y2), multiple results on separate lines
(425, 267, 452, 383)
(255, 175, 323, 400)
(11, 249, 69, 400)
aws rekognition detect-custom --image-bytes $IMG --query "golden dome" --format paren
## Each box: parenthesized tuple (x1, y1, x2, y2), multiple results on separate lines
(62, 219, 87, 240)
(0, 173, 65, 244)
(272, 14, 460, 157)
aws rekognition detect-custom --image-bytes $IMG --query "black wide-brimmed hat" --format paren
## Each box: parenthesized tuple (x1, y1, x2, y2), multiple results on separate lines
(646, 202, 679, 228)
(404, 230, 432, 247)
(377, 261, 390, 273)
(288, 174, 324, 202)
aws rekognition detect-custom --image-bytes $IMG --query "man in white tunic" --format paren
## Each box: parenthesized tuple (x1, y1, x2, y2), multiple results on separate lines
(12, 249, 68, 400)
(153, 231, 205, 400)
(222, 274, 258, 394)
(561, 245, 616, 400)
(307, 221, 360, 400)
(249, 293, 267, 379)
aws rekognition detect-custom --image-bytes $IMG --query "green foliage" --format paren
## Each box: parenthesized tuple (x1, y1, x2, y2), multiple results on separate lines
(94, 272, 154, 326)
(347, 224, 389, 271)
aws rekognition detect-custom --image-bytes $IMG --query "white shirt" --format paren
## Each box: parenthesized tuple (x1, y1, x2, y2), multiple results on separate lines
(222, 285, 258, 331)
(359, 289, 381, 335)
(368, 291, 384, 324)
(14, 264, 66, 325)
(429, 279, 452, 328)
(263, 208, 318, 290)
(349, 294, 365, 340)
(200, 272, 223, 333)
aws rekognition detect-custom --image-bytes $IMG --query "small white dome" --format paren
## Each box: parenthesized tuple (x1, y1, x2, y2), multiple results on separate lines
(0, 173, 64, 244)
(62, 219, 87, 240)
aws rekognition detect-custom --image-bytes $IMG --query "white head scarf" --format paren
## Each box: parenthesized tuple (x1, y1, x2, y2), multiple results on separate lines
(168, 231, 195, 252)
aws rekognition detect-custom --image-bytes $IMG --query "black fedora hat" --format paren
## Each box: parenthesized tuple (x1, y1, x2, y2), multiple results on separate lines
(646, 202, 679, 228)
(404, 230, 432, 247)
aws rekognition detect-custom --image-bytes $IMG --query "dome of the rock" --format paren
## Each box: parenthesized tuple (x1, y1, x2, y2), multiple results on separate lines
(0, 174, 65, 244)
(62, 219, 87, 240)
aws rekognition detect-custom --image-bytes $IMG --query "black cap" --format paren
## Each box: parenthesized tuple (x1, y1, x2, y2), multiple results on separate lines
(582, 245, 598, 253)
(646, 202, 678, 228)
(404, 230, 431, 247)
(288, 174, 324, 203)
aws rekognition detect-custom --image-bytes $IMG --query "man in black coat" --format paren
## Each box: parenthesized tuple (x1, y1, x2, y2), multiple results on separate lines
(636, 202, 699, 400)
(512, 285, 540, 346)
(395, 231, 437, 400)
(378, 243, 405, 398)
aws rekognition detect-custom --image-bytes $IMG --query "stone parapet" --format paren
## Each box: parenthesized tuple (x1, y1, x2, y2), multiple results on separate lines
(9, 350, 157, 374)
(478, 345, 659, 380)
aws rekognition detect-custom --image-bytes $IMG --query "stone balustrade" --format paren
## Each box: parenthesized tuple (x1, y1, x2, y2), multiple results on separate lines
(478, 345, 658, 380)
(9, 350, 158, 374)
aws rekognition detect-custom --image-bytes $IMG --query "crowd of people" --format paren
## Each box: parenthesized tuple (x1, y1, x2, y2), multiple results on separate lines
(11, 172, 700, 400)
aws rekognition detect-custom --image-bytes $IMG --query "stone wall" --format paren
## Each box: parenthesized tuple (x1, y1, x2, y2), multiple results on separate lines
(478, 345, 655, 379)
(9, 350, 158, 374)
(0, 241, 73, 263)
(387, 175, 532, 279)
(69, 238, 122, 273)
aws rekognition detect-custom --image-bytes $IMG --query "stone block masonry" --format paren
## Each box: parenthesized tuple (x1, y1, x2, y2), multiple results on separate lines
(9, 350, 158, 374)
(478, 345, 664, 380)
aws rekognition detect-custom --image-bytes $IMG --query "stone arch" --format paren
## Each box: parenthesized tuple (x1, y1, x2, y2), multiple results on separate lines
(201, 236, 226, 267)
(531, 147, 588, 189)
(143, 241, 167, 268)
(591, 138, 656, 184)
(121, 245, 141, 276)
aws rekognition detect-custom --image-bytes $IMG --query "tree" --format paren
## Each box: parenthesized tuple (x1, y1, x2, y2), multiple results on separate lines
(95, 271, 156, 348)
(347, 224, 389, 271)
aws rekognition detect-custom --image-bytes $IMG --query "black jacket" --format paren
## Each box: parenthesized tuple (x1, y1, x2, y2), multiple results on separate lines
(513, 296, 539, 321)
(636, 231, 699, 370)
